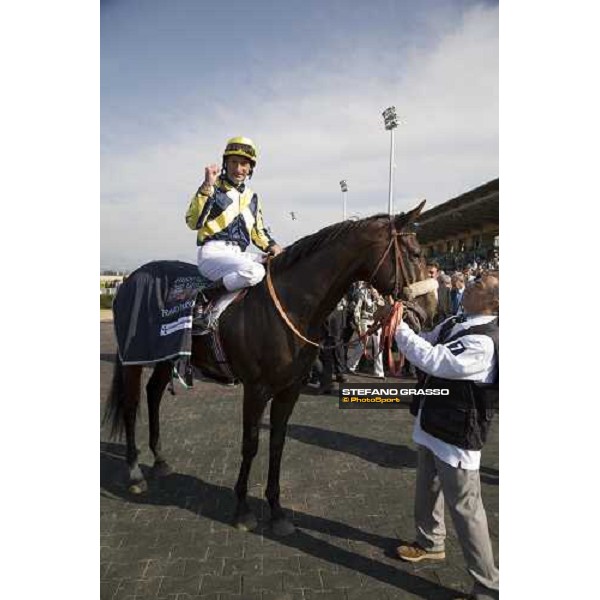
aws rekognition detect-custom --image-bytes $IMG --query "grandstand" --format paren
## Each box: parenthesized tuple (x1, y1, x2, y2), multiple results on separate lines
(417, 178, 499, 270)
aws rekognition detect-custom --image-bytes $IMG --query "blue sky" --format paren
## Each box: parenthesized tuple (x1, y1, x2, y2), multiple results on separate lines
(101, 0, 498, 269)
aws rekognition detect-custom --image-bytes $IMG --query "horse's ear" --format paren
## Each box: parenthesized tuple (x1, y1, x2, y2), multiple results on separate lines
(396, 199, 426, 227)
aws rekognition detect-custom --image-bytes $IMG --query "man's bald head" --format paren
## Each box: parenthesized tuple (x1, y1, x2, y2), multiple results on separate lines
(463, 274, 499, 315)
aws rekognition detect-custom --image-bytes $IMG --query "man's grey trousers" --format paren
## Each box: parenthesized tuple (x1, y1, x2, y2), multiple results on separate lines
(414, 444, 499, 599)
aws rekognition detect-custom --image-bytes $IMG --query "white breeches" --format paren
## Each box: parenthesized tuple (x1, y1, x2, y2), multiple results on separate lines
(347, 329, 384, 377)
(197, 241, 266, 292)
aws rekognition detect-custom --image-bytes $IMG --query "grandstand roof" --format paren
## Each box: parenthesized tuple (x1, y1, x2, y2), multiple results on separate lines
(416, 178, 499, 243)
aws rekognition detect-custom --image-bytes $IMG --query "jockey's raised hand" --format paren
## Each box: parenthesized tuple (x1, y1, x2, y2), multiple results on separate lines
(204, 163, 220, 187)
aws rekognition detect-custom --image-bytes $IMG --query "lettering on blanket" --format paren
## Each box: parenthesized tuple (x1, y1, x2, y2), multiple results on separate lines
(160, 316, 193, 337)
(161, 299, 195, 318)
(166, 276, 204, 303)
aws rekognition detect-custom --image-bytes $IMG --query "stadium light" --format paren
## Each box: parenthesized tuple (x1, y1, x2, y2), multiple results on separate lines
(382, 106, 400, 214)
(339, 180, 348, 220)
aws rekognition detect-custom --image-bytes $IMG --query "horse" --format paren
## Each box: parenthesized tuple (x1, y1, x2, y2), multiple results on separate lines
(103, 201, 432, 536)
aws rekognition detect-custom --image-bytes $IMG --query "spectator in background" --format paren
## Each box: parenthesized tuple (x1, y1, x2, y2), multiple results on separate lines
(426, 261, 452, 324)
(347, 284, 385, 379)
(463, 267, 475, 284)
(450, 272, 466, 315)
(341, 283, 361, 365)
(437, 274, 452, 323)
(307, 295, 347, 390)
(314, 309, 344, 395)
(327, 299, 349, 387)
(426, 261, 440, 280)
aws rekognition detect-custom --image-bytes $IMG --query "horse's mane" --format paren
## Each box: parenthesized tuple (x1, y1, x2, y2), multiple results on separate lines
(272, 212, 409, 272)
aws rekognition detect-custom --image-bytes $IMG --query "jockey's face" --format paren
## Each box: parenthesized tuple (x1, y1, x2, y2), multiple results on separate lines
(225, 155, 252, 184)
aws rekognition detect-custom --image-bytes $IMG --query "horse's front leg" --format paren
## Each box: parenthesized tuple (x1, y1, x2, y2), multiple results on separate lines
(146, 361, 173, 478)
(266, 382, 301, 536)
(233, 384, 269, 531)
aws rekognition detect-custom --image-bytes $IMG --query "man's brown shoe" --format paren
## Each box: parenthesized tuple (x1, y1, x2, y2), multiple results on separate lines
(395, 542, 445, 563)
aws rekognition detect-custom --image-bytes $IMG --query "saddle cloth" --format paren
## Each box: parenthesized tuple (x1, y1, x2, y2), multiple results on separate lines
(113, 260, 238, 366)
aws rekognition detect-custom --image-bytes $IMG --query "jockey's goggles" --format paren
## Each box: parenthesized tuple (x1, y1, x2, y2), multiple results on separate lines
(223, 143, 257, 162)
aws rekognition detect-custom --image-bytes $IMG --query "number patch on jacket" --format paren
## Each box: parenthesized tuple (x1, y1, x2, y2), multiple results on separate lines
(447, 340, 466, 355)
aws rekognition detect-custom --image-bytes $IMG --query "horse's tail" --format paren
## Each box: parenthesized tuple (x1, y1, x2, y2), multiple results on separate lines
(102, 354, 127, 440)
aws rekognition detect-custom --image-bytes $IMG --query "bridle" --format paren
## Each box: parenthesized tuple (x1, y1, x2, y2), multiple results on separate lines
(368, 218, 416, 301)
(265, 217, 417, 348)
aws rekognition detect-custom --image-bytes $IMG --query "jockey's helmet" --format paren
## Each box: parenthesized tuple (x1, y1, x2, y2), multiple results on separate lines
(223, 137, 258, 166)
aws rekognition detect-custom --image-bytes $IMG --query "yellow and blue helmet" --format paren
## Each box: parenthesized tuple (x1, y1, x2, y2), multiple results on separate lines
(223, 136, 258, 166)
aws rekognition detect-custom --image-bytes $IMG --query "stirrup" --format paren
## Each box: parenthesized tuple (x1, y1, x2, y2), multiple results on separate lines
(193, 301, 209, 324)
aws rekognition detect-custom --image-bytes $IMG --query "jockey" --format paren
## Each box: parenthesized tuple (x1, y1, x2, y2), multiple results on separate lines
(185, 136, 283, 301)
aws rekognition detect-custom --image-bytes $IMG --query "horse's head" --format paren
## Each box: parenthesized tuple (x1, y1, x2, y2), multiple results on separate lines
(367, 200, 427, 297)
(365, 200, 438, 331)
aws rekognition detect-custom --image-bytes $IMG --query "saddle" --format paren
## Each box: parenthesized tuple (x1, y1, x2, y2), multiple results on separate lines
(187, 277, 250, 386)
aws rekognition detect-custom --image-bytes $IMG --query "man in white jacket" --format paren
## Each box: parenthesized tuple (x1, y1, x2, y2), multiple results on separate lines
(394, 274, 499, 600)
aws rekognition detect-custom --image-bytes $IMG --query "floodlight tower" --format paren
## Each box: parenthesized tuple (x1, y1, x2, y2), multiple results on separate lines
(382, 106, 399, 215)
(339, 179, 348, 220)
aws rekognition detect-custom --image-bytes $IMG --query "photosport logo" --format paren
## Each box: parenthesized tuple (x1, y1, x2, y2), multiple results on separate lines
(338, 382, 449, 409)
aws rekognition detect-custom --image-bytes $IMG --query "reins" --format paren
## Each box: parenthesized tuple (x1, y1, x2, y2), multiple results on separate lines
(265, 217, 416, 350)
(265, 257, 375, 351)
(265, 256, 320, 348)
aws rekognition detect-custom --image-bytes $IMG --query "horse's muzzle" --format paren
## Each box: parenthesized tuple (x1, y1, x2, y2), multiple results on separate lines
(402, 278, 439, 301)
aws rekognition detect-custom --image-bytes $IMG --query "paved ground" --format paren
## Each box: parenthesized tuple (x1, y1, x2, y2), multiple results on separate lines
(100, 323, 499, 600)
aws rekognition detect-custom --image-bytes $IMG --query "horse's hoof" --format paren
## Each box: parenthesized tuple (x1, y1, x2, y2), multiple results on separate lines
(128, 480, 148, 494)
(151, 462, 173, 478)
(271, 518, 296, 536)
(234, 511, 258, 532)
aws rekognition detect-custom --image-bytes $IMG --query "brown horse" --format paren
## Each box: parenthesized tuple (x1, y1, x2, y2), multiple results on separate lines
(104, 202, 430, 535)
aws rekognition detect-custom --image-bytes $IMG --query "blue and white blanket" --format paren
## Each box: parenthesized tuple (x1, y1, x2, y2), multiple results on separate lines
(113, 261, 208, 365)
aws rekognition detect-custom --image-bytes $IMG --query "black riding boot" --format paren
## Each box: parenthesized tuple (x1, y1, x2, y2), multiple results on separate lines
(203, 278, 227, 302)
